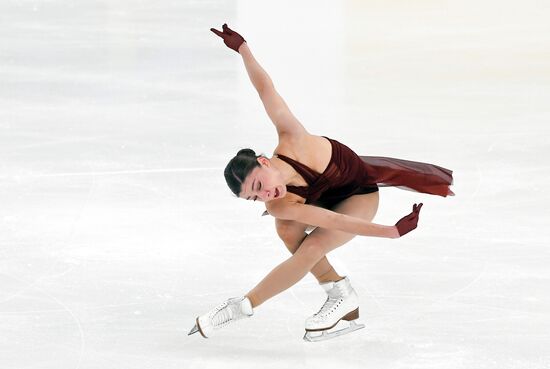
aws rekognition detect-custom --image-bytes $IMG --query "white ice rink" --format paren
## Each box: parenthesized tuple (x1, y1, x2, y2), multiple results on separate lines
(1, 1, 550, 368)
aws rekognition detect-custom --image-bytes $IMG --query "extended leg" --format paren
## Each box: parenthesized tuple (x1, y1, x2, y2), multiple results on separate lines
(188, 191, 380, 339)
(275, 218, 343, 284)
(246, 191, 379, 308)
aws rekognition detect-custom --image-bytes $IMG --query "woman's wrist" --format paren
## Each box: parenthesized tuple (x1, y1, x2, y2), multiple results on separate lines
(238, 41, 248, 54)
(389, 226, 400, 239)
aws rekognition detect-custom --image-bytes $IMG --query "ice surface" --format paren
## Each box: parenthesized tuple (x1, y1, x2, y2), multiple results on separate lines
(1, 1, 549, 368)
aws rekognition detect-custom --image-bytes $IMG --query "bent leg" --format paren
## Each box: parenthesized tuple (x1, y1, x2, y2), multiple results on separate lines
(275, 218, 343, 283)
(246, 191, 379, 308)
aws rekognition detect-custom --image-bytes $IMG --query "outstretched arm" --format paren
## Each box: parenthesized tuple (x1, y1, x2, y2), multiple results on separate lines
(210, 24, 271, 92)
(267, 201, 423, 238)
(211, 23, 307, 137)
(239, 43, 273, 94)
(240, 43, 307, 137)
(268, 202, 400, 239)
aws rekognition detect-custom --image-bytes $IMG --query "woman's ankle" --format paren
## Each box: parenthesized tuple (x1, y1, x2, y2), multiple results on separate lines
(245, 293, 260, 309)
(316, 268, 343, 284)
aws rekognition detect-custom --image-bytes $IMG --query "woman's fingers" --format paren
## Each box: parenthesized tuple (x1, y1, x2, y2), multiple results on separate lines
(412, 203, 423, 213)
(211, 23, 237, 39)
(395, 203, 424, 237)
(210, 23, 245, 53)
(222, 23, 233, 35)
(210, 28, 225, 38)
(211, 23, 233, 38)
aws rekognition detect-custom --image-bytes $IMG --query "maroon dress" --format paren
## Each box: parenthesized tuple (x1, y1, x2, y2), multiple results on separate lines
(262, 136, 454, 216)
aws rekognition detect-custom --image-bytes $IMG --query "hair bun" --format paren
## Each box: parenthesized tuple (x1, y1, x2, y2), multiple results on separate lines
(237, 148, 256, 158)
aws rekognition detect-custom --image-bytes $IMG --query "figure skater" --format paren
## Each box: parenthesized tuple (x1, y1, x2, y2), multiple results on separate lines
(188, 23, 454, 342)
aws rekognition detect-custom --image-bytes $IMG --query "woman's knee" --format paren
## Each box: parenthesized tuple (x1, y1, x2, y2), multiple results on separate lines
(296, 240, 327, 264)
(275, 219, 308, 247)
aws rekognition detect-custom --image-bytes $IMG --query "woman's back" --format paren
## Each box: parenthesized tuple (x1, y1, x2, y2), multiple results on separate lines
(266, 135, 380, 213)
(272, 134, 332, 186)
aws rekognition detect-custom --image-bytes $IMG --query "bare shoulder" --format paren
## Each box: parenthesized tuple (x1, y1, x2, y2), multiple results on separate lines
(273, 133, 333, 176)
(275, 130, 310, 154)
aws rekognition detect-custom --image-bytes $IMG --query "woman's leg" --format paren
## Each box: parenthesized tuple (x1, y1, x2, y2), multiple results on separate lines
(246, 191, 379, 308)
(275, 218, 343, 283)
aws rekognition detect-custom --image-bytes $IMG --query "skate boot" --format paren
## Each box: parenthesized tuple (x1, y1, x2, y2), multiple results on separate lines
(188, 296, 254, 338)
(303, 276, 365, 342)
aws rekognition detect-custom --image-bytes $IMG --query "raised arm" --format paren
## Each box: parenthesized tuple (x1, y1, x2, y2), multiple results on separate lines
(211, 23, 307, 137)
(239, 43, 308, 138)
(238, 43, 273, 94)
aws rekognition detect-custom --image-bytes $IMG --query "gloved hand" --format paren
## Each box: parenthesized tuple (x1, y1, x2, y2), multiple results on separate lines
(395, 203, 423, 237)
(210, 23, 246, 53)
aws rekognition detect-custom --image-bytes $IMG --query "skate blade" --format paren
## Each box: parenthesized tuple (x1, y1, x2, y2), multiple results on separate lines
(303, 320, 365, 342)
(188, 323, 199, 336)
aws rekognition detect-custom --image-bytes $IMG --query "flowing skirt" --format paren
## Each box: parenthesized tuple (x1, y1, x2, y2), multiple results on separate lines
(359, 155, 454, 197)
(261, 154, 454, 216)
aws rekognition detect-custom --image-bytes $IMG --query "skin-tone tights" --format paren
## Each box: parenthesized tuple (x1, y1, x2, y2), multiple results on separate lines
(245, 234, 342, 309)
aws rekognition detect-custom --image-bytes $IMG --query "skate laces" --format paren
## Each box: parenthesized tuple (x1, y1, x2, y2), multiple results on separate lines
(210, 298, 246, 328)
(208, 300, 233, 328)
(314, 295, 343, 318)
(314, 284, 347, 318)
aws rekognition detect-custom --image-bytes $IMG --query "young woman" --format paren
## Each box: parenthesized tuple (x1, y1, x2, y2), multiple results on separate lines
(188, 24, 454, 342)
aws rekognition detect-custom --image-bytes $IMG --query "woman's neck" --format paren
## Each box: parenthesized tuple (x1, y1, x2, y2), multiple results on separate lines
(271, 157, 299, 186)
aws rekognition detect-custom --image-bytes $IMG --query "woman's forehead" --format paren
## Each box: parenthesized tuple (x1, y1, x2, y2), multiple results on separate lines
(247, 166, 263, 181)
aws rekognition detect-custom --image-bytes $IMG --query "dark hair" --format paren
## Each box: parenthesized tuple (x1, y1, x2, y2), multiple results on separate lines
(224, 148, 263, 197)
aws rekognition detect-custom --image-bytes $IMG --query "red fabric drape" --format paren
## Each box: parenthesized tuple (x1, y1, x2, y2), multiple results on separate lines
(359, 155, 454, 197)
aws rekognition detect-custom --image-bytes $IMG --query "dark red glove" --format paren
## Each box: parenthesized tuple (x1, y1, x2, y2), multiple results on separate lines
(210, 23, 246, 53)
(395, 203, 423, 237)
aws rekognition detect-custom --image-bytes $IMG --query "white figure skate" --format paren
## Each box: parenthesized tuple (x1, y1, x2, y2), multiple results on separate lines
(188, 296, 254, 338)
(303, 276, 365, 342)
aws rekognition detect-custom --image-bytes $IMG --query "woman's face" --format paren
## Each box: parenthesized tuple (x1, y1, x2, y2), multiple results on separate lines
(239, 157, 287, 202)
